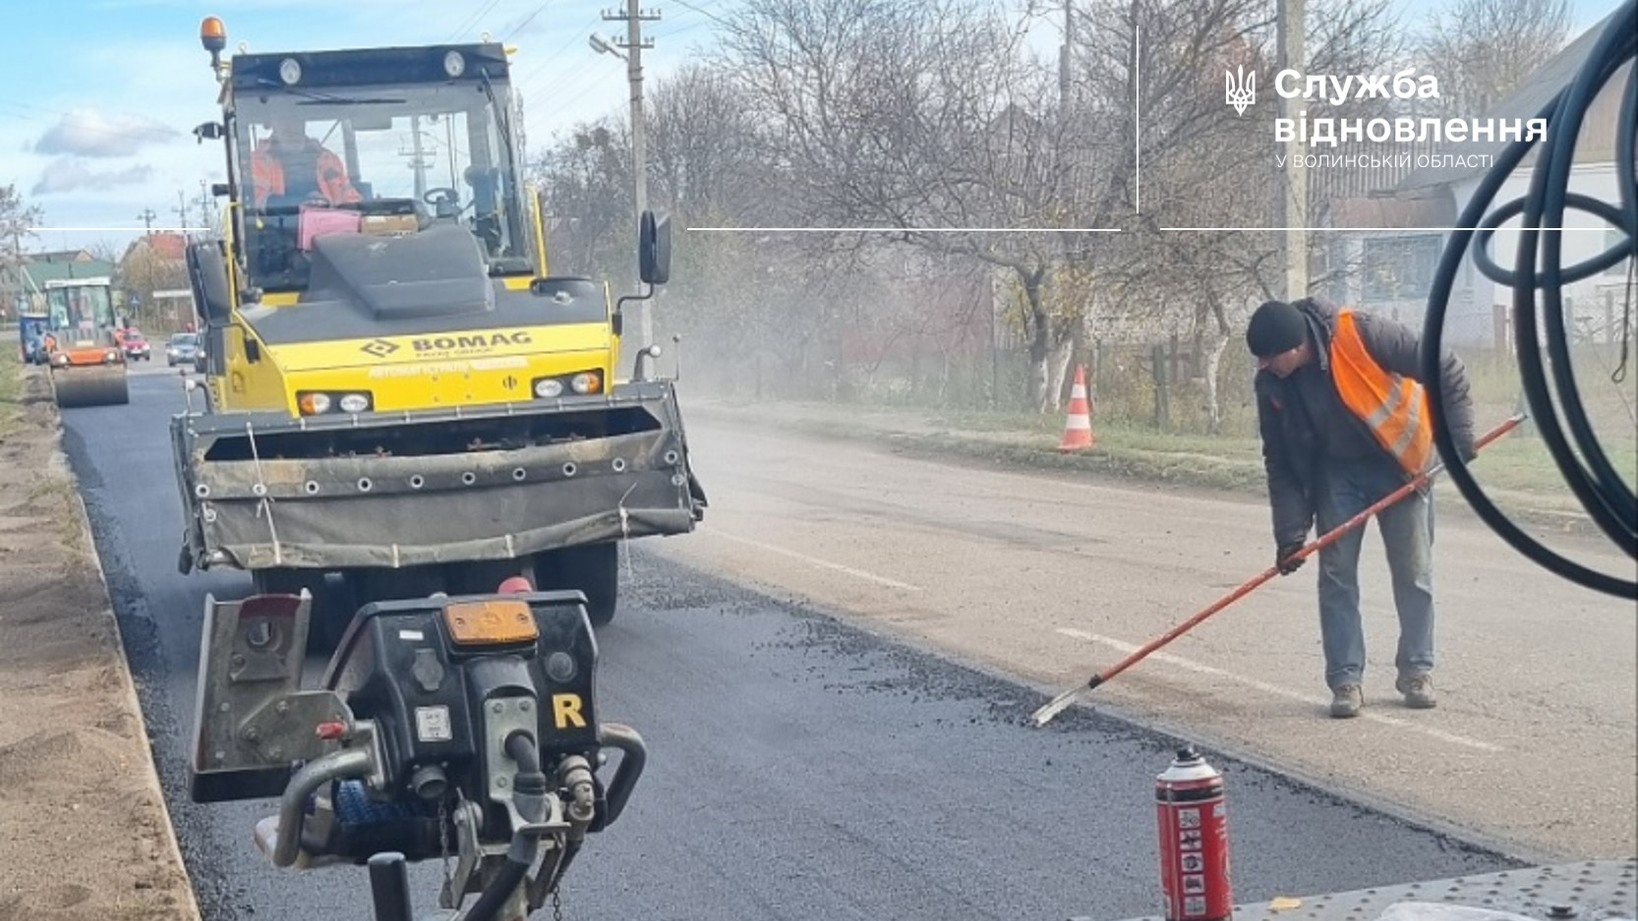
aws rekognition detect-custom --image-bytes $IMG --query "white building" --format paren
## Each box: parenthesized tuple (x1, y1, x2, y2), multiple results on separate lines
(1325, 12, 1633, 350)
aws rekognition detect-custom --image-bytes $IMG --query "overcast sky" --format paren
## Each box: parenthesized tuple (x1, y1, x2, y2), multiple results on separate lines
(0, 0, 1623, 255)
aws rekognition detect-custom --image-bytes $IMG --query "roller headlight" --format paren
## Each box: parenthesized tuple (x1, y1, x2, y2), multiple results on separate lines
(279, 58, 302, 85)
(297, 390, 375, 415)
(443, 51, 466, 78)
(534, 378, 564, 398)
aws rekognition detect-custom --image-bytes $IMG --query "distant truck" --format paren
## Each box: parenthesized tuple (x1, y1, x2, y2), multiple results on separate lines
(18, 310, 49, 364)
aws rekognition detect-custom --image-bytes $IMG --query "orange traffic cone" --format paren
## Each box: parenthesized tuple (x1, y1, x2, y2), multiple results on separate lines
(1058, 366, 1095, 452)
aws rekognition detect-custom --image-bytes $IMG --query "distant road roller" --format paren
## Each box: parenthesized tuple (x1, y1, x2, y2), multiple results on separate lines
(42, 277, 130, 408)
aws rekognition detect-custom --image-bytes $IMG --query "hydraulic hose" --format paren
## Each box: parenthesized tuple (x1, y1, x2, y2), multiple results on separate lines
(1421, 0, 1638, 599)
(463, 731, 547, 921)
(596, 722, 647, 827)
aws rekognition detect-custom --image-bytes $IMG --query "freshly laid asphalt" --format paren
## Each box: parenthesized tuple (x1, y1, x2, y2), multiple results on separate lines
(61, 367, 1515, 921)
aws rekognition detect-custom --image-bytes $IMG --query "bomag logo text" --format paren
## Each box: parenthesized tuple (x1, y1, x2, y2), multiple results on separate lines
(412, 331, 533, 352)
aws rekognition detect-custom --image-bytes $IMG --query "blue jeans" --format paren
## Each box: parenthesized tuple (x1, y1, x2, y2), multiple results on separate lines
(1314, 459, 1435, 691)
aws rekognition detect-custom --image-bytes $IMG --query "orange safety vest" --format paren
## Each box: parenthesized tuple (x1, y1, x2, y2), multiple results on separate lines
(1329, 310, 1433, 475)
(250, 141, 362, 208)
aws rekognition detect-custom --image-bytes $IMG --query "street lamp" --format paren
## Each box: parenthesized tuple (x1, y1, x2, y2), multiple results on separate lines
(588, 27, 652, 350)
(588, 33, 625, 60)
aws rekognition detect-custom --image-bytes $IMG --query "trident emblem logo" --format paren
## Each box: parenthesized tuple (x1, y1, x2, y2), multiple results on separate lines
(1226, 65, 1255, 116)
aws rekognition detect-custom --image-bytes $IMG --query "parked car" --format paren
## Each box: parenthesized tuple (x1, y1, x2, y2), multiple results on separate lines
(120, 328, 152, 361)
(166, 332, 201, 368)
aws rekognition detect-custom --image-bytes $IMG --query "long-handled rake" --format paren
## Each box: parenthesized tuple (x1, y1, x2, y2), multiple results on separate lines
(1030, 415, 1524, 727)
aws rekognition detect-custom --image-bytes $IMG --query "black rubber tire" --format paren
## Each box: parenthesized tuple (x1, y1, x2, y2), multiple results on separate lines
(535, 543, 619, 627)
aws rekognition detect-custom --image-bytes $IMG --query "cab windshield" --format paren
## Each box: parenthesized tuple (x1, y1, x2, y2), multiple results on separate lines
(45, 284, 115, 346)
(234, 79, 527, 290)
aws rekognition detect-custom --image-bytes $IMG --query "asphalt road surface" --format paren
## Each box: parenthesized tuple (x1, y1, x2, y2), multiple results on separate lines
(64, 366, 1530, 921)
(673, 403, 1637, 862)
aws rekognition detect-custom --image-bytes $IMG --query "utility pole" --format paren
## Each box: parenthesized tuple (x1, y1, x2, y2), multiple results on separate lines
(1060, 1, 1072, 109)
(1277, 0, 1308, 300)
(405, 114, 432, 200)
(172, 191, 190, 236)
(602, 0, 658, 350)
(194, 180, 216, 234)
(137, 208, 157, 235)
(6, 229, 22, 318)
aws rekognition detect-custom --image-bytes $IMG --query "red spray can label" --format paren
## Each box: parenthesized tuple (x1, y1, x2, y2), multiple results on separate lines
(1155, 746, 1233, 921)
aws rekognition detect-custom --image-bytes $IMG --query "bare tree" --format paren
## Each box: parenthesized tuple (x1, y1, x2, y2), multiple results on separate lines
(532, 64, 862, 397)
(1076, 0, 1400, 424)
(116, 240, 187, 323)
(647, 64, 774, 222)
(534, 121, 636, 278)
(716, 0, 1117, 411)
(0, 185, 43, 318)
(1418, 0, 1571, 115)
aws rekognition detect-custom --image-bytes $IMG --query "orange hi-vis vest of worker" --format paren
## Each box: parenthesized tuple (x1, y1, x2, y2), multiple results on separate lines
(1329, 310, 1434, 475)
(250, 141, 361, 207)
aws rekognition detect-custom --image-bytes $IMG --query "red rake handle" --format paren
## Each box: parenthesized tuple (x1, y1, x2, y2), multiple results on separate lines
(1081, 414, 1523, 692)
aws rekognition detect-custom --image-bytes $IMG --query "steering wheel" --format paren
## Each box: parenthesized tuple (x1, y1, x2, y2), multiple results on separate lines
(423, 187, 462, 217)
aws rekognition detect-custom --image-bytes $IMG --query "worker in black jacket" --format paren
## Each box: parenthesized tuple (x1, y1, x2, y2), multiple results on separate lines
(1246, 297, 1475, 718)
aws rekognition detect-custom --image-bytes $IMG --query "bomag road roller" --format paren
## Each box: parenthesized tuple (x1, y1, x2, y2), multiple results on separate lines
(42, 276, 131, 407)
(174, 17, 705, 640)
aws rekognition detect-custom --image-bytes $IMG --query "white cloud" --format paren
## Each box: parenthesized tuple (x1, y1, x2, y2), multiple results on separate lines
(32, 109, 177, 158)
(31, 158, 155, 195)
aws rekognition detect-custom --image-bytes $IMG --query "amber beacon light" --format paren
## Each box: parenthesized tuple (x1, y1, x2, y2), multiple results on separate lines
(200, 16, 227, 65)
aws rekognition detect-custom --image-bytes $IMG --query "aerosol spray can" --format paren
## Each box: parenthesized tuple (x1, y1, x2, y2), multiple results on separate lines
(1155, 746, 1233, 921)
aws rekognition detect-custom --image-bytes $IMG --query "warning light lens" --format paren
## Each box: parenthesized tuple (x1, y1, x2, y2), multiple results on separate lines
(444, 600, 538, 646)
(571, 371, 601, 395)
(199, 16, 226, 51)
(297, 392, 332, 415)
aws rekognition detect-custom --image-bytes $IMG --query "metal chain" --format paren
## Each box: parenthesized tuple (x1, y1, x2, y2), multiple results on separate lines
(551, 888, 564, 921)
(438, 799, 453, 894)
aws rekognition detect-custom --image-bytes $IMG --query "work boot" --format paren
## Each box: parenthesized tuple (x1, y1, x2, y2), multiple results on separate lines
(1329, 684, 1364, 719)
(1396, 673, 1437, 709)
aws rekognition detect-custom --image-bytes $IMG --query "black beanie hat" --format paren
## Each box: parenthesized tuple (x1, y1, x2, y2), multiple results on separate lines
(1245, 300, 1308, 358)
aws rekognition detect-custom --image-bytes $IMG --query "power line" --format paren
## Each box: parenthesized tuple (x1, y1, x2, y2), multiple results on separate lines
(666, 0, 730, 27)
(503, 0, 559, 42)
(513, 14, 604, 85)
(446, 0, 506, 41)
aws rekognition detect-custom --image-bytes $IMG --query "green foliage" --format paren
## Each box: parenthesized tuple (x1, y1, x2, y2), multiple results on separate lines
(0, 344, 24, 438)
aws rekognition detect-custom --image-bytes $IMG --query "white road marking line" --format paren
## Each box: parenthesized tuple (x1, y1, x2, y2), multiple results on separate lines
(1055, 628, 1503, 752)
(706, 530, 924, 592)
